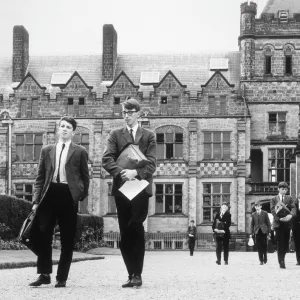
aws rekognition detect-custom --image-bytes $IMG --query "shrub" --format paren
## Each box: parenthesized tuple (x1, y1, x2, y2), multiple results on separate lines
(74, 214, 104, 252)
(0, 195, 32, 239)
(0, 238, 28, 250)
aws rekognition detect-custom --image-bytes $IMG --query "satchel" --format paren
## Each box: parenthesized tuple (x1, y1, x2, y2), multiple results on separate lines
(18, 211, 41, 256)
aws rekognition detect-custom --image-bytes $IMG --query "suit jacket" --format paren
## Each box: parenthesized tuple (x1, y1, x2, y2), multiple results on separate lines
(102, 125, 156, 196)
(32, 142, 90, 209)
(212, 211, 231, 239)
(251, 210, 271, 235)
(293, 199, 300, 226)
(187, 225, 197, 240)
(270, 194, 296, 229)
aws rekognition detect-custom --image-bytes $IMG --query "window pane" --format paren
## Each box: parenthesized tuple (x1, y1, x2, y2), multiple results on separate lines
(203, 208, 211, 222)
(204, 132, 211, 142)
(222, 184, 230, 193)
(213, 195, 221, 206)
(278, 123, 286, 136)
(269, 113, 277, 122)
(213, 132, 221, 142)
(25, 184, 32, 193)
(25, 195, 32, 201)
(222, 195, 230, 203)
(203, 184, 211, 194)
(16, 145, 23, 161)
(166, 144, 173, 159)
(157, 144, 164, 159)
(277, 159, 284, 168)
(268, 159, 276, 168)
(277, 149, 284, 158)
(269, 150, 276, 158)
(203, 195, 211, 206)
(223, 133, 230, 142)
(165, 195, 173, 213)
(156, 133, 164, 143)
(223, 144, 230, 159)
(73, 134, 80, 143)
(278, 113, 286, 122)
(16, 135, 24, 145)
(15, 184, 23, 192)
(269, 123, 276, 134)
(175, 133, 183, 143)
(174, 144, 183, 158)
(213, 143, 221, 159)
(285, 169, 290, 182)
(35, 134, 43, 144)
(25, 145, 33, 161)
(175, 184, 182, 194)
(156, 184, 163, 194)
(285, 149, 294, 159)
(155, 198, 163, 213)
(166, 184, 173, 194)
(82, 134, 89, 143)
(26, 134, 33, 144)
(165, 133, 174, 143)
(174, 195, 182, 213)
(277, 169, 284, 181)
(34, 145, 42, 161)
(213, 184, 221, 193)
(204, 144, 211, 159)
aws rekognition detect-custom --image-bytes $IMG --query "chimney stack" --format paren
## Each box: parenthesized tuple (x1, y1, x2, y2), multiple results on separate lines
(12, 25, 29, 82)
(102, 24, 118, 81)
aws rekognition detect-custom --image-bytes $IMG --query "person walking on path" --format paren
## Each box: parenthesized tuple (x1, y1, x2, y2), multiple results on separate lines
(212, 202, 231, 265)
(250, 200, 271, 265)
(29, 116, 89, 288)
(292, 193, 300, 265)
(102, 98, 156, 288)
(270, 181, 296, 269)
(187, 220, 197, 256)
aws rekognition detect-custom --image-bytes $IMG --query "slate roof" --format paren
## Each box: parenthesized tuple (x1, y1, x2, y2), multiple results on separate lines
(0, 51, 241, 100)
(262, 0, 300, 17)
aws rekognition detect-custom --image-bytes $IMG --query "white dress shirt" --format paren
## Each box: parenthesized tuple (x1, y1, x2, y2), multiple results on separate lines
(52, 140, 71, 184)
(126, 123, 139, 141)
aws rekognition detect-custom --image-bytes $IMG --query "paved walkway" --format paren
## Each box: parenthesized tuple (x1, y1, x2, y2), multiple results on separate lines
(1, 250, 300, 299)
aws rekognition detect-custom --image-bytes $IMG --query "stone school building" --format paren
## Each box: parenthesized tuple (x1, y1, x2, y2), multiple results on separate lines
(1, 0, 300, 250)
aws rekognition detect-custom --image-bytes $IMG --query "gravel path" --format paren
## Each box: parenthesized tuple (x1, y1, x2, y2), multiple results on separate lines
(1, 251, 300, 300)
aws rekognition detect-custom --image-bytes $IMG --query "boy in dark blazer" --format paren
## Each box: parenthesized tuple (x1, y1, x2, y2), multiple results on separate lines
(29, 116, 89, 287)
(187, 220, 197, 256)
(102, 98, 156, 288)
(250, 200, 271, 265)
(270, 181, 296, 269)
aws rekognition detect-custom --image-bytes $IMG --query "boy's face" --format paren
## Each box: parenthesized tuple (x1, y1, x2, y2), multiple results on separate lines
(255, 204, 262, 211)
(57, 120, 74, 141)
(278, 187, 288, 196)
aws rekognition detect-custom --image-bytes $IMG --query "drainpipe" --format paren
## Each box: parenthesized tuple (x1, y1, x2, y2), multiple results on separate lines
(2, 117, 13, 195)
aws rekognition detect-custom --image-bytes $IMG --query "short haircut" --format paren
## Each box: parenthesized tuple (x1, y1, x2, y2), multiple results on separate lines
(59, 116, 77, 131)
(122, 98, 141, 112)
(190, 220, 195, 223)
(222, 202, 230, 208)
(278, 181, 288, 189)
(254, 200, 262, 206)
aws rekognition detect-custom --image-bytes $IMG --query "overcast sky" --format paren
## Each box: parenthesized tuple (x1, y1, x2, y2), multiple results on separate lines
(0, 0, 268, 57)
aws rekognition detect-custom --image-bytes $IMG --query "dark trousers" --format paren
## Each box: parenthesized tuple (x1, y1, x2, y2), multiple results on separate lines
(115, 190, 149, 277)
(255, 229, 268, 262)
(215, 236, 229, 262)
(188, 238, 195, 255)
(293, 221, 300, 262)
(275, 224, 290, 264)
(36, 183, 77, 281)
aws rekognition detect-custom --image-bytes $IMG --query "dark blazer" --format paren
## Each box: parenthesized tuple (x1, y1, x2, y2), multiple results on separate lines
(212, 211, 231, 239)
(32, 142, 89, 208)
(270, 194, 296, 229)
(251, 210, 271, 235)
(187, 225, 197, 240)
(102, 125, 156, 196)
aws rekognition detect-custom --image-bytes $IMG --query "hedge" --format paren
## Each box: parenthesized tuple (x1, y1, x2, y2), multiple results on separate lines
(0, 195, 32, 239)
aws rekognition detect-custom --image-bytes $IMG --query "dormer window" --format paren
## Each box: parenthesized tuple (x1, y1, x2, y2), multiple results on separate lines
(114, 96, 120, 105)
(279, 10, 288, 23)
(161, 96, 167, 104)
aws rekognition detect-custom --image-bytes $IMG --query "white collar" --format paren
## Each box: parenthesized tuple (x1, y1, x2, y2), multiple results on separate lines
(127, 123, 139, 133)
(57, 140, 71, 148)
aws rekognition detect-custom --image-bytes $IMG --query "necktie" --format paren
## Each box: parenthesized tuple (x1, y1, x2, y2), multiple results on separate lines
(56, 143, 65, 183)
(130, 129, 134, 143)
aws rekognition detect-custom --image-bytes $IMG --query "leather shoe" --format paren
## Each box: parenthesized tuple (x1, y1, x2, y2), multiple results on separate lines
(132, 275, 142, 287)
(29, 274, 51, 287)
(122, 279, 134, 288)
(224, 261, 228, 265)
(55, 280, 66, 288)
(279, 262, 286, 269)
(216, 260, 221, 265)
(260, 262, 263, 265)
(296, 262, 300, 266)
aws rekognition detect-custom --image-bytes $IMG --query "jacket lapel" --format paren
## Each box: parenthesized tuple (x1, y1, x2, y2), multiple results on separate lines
(65, 142, 76, 165)
(135, 126, 143, 144)
(50, 144, 56, 169)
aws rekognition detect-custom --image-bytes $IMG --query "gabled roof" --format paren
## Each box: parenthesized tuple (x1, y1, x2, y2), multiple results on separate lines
(106, 70, 139, 89)
(62, 71, 93, 90)
(201, 70, 235, 88)
(13, 72, 46, 91)
(262, 0, 300, 18)
(154, 70, 187, 88)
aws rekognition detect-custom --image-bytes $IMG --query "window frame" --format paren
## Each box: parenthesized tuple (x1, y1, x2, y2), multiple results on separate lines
(203, 131, 231, 160)
(156, 132, 183, 160)
(14, 183, 34, 202)
(285, 55, 292, 75)
(73, 132, 89, 153)
(202, 183, 231, 223)
(265, 55, 272, 75)
(15, 133, 43, 162)
(155, 183, 183, 214)
(268, 112, 286, 136)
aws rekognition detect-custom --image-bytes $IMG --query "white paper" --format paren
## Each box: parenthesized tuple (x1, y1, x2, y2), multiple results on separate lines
(119, 179, 149, 200)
